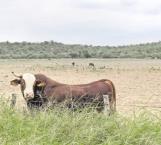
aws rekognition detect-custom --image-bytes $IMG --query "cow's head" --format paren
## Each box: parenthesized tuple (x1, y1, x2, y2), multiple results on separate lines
(10, 72, 45, 101)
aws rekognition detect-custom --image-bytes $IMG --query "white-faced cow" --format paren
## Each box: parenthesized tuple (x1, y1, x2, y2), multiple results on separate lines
(10, 72, 116, 114)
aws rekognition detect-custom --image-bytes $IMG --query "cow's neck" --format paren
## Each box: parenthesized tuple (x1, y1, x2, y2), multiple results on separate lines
(35, 74, 63, 99)
(35, 74, 63, 87)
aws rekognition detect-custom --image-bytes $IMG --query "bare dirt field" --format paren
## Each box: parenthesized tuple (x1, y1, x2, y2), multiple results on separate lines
(1, 59, 161, 114)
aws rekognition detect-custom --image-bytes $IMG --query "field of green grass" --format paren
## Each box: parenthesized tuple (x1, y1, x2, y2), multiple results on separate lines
(0, 101, 161, 145)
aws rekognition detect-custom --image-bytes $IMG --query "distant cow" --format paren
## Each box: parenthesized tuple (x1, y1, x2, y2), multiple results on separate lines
(89, 63, 95, 67)
(10, 72, 116, 114)
(72, 62, 75, 67)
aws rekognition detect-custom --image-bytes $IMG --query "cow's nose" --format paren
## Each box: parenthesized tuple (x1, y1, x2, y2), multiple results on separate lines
(25, 92, 33, 98)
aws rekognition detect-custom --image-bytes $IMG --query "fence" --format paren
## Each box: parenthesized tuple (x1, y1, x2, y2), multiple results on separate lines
(9, 94, 161, 110)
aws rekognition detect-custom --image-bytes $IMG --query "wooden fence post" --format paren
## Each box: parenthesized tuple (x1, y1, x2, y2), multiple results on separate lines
(10, 93, 17, 108)
(103, 95, 109, 115)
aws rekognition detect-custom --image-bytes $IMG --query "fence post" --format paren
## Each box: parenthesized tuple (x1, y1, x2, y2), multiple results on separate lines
(103, 95, 109, 115)
(10, 93, 17, 108)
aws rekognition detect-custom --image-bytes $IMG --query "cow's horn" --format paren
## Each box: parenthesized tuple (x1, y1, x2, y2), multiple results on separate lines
(11, 72, 22, 78)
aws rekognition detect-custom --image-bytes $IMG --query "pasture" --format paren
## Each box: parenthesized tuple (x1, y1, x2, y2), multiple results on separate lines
(0, 59, 161, 144)
(1, 58, 161, 113)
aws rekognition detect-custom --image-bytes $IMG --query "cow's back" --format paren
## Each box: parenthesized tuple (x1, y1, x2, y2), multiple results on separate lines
(71, 80, 112, 95)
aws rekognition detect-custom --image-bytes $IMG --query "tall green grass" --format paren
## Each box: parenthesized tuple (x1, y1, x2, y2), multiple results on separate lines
(0, 102, 161, 145)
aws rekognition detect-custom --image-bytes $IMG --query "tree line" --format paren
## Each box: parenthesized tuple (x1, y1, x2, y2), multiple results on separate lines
(0, 41, 161, 59)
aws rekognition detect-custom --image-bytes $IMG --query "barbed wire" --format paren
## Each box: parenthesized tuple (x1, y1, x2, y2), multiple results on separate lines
(117, 104, 161, 109)
(5, 93, 161, 110)
(7, 100, 161, 109)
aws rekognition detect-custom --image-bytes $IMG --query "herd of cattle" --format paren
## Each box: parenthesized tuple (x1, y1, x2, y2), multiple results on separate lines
(10, 72, 116, 115)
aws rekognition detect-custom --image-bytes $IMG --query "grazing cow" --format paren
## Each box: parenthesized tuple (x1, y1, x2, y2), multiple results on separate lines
(89, 63, 95, 67)
(10, 72, 116, 114)
(72, 62, 75, 67)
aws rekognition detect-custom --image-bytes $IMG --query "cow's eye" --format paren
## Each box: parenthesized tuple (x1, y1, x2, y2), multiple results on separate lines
(21, 80, 24, 85)
(21, 79, 25, 89)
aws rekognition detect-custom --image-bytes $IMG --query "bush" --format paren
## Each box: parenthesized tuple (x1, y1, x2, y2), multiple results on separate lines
(69, 53, 79, 58)
(82, 50, 91, 58)
(1, 41, 161, 58)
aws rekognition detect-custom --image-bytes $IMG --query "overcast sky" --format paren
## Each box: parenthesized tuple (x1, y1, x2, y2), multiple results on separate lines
(0, 0, 161, 46)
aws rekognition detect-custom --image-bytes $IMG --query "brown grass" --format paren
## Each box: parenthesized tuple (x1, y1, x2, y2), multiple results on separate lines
(1, 58, 161, 114)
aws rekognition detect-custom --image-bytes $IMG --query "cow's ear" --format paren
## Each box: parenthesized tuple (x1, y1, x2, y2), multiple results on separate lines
(10, 79, 21, 86)
(36, 80, 46, 87)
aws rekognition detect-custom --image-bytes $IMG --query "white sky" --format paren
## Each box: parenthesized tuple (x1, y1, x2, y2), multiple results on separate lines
(0, 0, 161, 46)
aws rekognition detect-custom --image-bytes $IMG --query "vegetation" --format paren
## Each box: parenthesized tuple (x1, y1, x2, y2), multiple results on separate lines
(1, 41, 161, 59)
(0, 101, 161, 145)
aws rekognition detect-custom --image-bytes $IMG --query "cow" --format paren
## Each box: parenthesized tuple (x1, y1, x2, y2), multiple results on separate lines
(10, 72, 116, 114)
(89, 63, 95, 67)
(72, 62, 75, 67)
(89, 63, 96, 70)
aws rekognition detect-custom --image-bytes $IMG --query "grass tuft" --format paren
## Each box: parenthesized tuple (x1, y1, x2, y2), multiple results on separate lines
(0, 102, 161, 145)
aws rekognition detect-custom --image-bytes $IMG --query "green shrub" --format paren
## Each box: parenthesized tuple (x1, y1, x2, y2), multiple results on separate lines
(1, 41, 161, 58)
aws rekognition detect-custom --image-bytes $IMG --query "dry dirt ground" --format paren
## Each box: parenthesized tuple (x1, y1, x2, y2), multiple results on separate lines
(1, 59, 161, 114)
